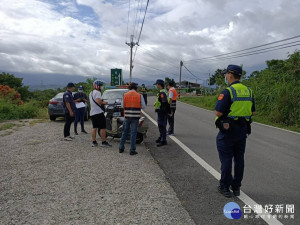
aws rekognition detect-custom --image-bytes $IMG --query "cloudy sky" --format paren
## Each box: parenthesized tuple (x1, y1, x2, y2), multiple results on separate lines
(1, 0, 300, 84)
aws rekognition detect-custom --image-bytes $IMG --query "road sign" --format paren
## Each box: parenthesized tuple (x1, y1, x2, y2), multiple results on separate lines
(111, 69, 122, 86)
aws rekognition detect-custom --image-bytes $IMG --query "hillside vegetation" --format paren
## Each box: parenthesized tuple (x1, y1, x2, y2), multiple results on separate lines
(180, 51, 300, 131)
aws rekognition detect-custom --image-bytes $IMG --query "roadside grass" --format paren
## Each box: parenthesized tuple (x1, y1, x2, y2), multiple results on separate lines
(0, 122, 26, 137)
(179, 96, 300, 133)
(0, 123, 15, 131)
(35, 107, 49, 120)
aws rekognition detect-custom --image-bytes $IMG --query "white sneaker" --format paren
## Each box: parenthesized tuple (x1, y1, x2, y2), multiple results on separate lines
(64, 136, 73, 141)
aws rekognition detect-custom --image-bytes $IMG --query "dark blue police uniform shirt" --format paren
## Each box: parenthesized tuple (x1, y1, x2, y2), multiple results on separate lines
(215, 81, 255, 116)
(159, 91, 168, 103)
(73, 92, 88, 102)
(63, 90, 76, 114)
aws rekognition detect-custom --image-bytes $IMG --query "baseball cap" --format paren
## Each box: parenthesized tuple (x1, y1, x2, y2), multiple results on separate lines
(153, 79, 164, 85)
(222, 65, 242, 76)
(67, 82, 75, 87)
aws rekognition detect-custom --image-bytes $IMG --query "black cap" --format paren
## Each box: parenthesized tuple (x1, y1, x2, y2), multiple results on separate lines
(67, 82, 75, 87)
(129, 82, 138, 89)
(153, 79, 164, 85)
(168, 81, 175, 87)
(78, 85, 84, 89)
(222, 65, 242, 76)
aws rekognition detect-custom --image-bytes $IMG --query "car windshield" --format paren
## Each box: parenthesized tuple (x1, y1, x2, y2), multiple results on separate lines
(102, 90, 128, 100)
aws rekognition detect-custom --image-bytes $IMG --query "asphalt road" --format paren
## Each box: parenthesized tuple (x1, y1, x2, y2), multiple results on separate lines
(143, 96, 299, 225)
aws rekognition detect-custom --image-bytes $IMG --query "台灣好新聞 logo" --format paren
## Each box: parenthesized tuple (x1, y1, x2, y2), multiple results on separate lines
(223, 202, 242, 219)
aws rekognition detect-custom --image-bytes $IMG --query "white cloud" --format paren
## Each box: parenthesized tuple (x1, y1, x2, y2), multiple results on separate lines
(0, 0, 300, 83)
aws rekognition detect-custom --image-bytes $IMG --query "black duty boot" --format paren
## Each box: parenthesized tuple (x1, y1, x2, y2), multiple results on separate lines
(157, 141, 167, 147)
(155, 138, 161, 143)
(218, 186, 232, 198)
(231, 186, 240, 196)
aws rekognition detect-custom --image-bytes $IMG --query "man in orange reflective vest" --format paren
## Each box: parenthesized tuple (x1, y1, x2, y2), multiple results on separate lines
(167, 81, 178, 136)
(119, 82, 146, 155)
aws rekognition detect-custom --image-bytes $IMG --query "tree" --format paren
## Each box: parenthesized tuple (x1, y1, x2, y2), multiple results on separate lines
(165, 77, 176, 87)
(0, 72, 30, 101)
(209, 69, 224, 86)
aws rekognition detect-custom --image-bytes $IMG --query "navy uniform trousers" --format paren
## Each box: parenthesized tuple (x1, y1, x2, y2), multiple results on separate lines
(216, 124, 247, 188)
(157, 112, 168, 142)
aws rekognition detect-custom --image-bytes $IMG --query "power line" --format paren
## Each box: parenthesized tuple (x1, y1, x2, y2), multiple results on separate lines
(132, 0, 150, 62)
(136, 46, 179, 68)
(182, 64, 200, 79)
(125, 0, 131, 42)
(192, 42, 300, 63)
(184, 35, 300, 62)
(135, 61, 178, 77)
(136, 0, 149, 44)
(134, 0, 144, 41)
(132, 0, 142, 41)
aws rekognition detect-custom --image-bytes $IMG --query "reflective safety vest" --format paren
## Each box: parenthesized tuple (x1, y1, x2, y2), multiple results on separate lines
(141, 87, 147, 94)
(123, 91, 141, 118)
(226, 83, 253, 121)
(154, 89, 169, 109)
(168, 88, 178, 109)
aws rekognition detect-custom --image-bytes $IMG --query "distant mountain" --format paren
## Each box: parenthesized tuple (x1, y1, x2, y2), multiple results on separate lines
(6, 72, 108, 90)
(8, 72, 155, 90)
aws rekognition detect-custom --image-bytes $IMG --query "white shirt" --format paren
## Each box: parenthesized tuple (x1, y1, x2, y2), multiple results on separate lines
(168, 87, 174, 99)
(89, 90, 104, 116)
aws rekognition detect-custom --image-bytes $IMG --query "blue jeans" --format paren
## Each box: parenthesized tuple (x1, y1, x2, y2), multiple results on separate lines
(74, 107, 85, 132)
(119, 118, 139, 152)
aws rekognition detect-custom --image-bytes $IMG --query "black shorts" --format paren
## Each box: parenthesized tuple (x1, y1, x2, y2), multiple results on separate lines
(91, 113, 106, 129)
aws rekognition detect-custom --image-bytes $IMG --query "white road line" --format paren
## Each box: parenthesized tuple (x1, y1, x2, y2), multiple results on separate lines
(178, 100, 299, 135)
(142, 109, 283, 225)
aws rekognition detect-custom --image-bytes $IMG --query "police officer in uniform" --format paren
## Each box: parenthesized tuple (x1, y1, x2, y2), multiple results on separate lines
(154, 79, 171, 147)
(140, 84, 148, 105)
(167, 81, 177, 136)
(63, 82, 76, 141)
(119, 82, 146, 155)
(215, 65, 255, 198)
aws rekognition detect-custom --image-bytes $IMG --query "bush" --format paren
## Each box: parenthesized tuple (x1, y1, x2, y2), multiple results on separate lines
(0, 99, 39, 121)
(0, 85, 23, 105)
(244, 51, 300, 127)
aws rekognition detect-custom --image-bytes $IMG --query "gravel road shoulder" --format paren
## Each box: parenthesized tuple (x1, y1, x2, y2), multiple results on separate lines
(0, 119, 195, 225)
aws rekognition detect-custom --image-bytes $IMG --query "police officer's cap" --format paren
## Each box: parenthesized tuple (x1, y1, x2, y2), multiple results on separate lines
(153, 79, 164, 85)
(67, 82, 75, 87)
(222, 65, 242, 76)
(78, 85, 84, 90)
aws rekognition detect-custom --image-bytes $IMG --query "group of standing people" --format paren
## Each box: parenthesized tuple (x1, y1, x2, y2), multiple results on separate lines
(61, 64, 254, 198)
(62, 80, 178, 152)
(62, 81, 111, 147)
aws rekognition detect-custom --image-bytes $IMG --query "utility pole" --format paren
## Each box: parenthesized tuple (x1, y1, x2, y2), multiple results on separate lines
(208, 73, 211, 95)
(179, 61, 183, 99)
(126, 35, 138, 83)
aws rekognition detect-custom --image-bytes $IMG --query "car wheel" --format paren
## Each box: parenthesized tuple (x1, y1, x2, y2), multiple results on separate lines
(50, 115, 56, 121)
(136, 133, 143, 144)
